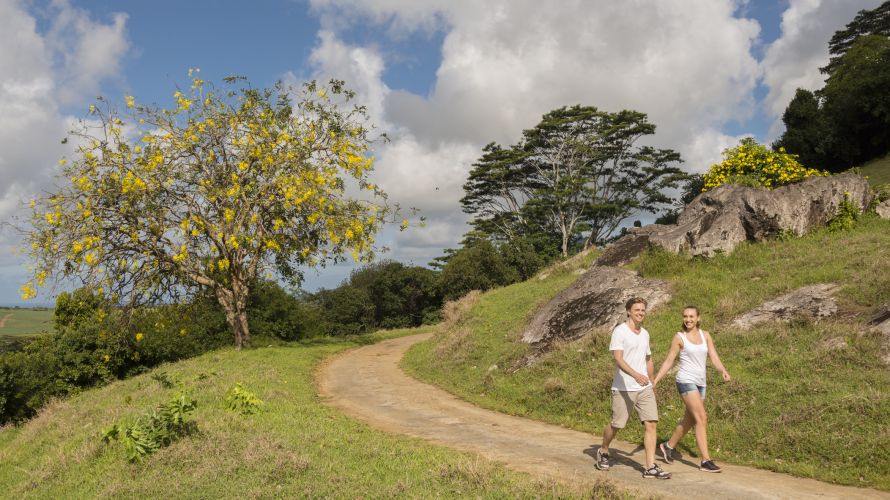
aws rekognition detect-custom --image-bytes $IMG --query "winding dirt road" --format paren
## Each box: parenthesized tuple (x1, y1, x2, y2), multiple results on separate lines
(317, 333, 888, 499)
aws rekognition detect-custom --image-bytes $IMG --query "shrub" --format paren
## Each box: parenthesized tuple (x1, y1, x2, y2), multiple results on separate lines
(224, 383, 263, 415)
(702, 138, 829, 191)
(101, 393, 198, 462)
(828, 192, 861, 231)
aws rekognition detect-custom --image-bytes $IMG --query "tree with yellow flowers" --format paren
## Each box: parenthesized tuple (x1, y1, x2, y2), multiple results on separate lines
(21, 74, 396, 349)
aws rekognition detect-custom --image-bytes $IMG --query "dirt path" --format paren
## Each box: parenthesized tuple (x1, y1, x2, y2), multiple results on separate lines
(317, 333, 889, 499)
(0, 314, 11, 329)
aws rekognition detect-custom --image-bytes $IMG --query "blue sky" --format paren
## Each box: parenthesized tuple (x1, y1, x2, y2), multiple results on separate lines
(0, 0, 882, 306)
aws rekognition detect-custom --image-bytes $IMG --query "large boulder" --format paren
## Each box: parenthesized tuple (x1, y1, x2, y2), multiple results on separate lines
(731, 284, 840, 330)
(521, 266, 670, 349)
(594, 225, 669, 267)
(598, 173, 871, 260)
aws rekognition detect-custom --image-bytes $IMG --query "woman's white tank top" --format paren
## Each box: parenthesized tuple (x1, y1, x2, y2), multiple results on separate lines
(675, 330, 708, 386)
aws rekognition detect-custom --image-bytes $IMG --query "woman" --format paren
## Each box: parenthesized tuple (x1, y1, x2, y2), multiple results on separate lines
(653, 306, 731, 473)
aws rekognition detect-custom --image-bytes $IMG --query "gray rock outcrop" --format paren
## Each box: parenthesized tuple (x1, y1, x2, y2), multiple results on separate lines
(595, 173, 872, 263)
(520, 266, 670, 348)
(731, 284, 840, 330)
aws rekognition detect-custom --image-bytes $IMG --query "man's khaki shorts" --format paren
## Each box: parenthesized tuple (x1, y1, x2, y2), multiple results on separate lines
(610, 386, 658, 428)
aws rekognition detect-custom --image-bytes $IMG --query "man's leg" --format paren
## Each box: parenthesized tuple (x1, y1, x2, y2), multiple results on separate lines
(643, 420, 657, 467)
(635, 386, 660, 467)
(598, 390, 630, 470)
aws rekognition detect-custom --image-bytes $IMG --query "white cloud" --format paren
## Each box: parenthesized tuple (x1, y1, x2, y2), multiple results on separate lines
(305, 0, 764, 268)
(760, 0, 883, 135)
(0, 0, 129, 304)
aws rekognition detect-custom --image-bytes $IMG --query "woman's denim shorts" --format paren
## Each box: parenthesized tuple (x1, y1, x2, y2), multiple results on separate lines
(676, 382, 706, 400)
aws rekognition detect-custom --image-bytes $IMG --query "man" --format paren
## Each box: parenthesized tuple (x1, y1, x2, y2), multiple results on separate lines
(595, 297, 671, 479)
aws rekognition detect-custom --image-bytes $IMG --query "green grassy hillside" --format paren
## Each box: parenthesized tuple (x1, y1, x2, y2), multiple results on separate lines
(403, 216, 890, 490)
(861, 154, 890, 186)
(0, 327, 623, 499)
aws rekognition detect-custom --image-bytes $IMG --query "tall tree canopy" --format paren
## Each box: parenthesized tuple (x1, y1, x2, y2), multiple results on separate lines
(21, 75, 393, 348)
(777, 2, 890, 170)
(821, 1, 890, 76)
(461, 106, 684, 256)
(820, 35, 890, 165)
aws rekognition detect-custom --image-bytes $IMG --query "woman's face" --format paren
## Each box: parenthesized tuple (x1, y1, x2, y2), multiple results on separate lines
(683, 308, 699, 330)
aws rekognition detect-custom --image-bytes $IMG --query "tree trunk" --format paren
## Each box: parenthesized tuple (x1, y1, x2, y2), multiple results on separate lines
(217, 286, 251, 350)
(560, 229, 569, 258)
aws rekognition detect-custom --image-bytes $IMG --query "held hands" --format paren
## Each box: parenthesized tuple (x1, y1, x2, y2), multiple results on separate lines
(633, 373, 650, 386)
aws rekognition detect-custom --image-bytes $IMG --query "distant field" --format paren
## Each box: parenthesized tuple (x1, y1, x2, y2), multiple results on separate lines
(861, 154, 890, 186)
(0, 308, 54, 336)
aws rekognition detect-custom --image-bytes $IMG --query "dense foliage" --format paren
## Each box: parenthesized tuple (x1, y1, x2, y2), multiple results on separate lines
(461, 106, 686, 257)
(314, 261, 442, 334)
(776, 2, 890, 171)
(0, 280, 313, 425)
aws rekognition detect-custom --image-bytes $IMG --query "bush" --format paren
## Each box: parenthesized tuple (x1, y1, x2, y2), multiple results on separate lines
(702, 138, 829, 191)
(101, 393, 198, 462)
(438, 240, 519, 301)
(224, 383, 263, 415)
(247, 280, 322, 341)
(0, 290, 229, 425)
(827, 192, 861, 231)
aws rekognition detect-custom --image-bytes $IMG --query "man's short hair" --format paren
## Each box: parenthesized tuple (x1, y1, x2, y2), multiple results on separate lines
(625, 297, 648, 311)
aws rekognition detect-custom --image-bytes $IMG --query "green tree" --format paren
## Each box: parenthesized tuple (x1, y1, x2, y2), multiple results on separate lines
(461, 106, 685, 257)
(821, 35, 890, 166)
(315, 261, 441, 333)
(437, 240, 518, 301)
(821, 1, 890, 77)
(772, 89, 837, 170)
(315, 286, 376, 335)
(247, 280, 322, 341)
(21, 75, 393, 349)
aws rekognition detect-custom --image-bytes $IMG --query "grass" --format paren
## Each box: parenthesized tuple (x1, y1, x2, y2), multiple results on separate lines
(860, 153, 890, 186)
(0, 307, 53, 336)
(0, 307, 54, 353)
(0, 326, 628, 499)
(403, 216, 890, 490)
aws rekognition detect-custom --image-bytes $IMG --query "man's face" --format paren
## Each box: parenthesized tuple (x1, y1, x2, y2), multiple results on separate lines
(628, 302, 646, 324)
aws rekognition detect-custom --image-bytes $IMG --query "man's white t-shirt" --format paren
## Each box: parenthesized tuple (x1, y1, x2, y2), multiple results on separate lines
(609, 322, 652, 392)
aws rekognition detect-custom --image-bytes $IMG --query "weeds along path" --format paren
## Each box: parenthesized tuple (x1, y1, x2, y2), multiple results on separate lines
(317, 332, 889, 500)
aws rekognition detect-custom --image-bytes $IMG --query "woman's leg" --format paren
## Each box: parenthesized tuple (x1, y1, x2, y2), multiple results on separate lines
(681, 390, 710, 461)
(667, 407, 695, 449)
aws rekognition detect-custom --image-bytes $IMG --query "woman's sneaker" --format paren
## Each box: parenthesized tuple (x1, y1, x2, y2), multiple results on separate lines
(658, 442, 674, 464)
(700, 460, 722, 473)
(595, 449, 610, 471)
(642, 464, 672, 479)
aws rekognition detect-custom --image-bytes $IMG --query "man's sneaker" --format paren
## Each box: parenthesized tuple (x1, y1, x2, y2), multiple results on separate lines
(642, 464, 672, 479)
(658, 442, 674, 464)
(595, 448, 610, 471)
(700, 460, 722, 473)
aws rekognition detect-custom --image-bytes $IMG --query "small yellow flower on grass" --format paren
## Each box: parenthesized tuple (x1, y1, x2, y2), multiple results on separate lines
(135, 332, 144, 342)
